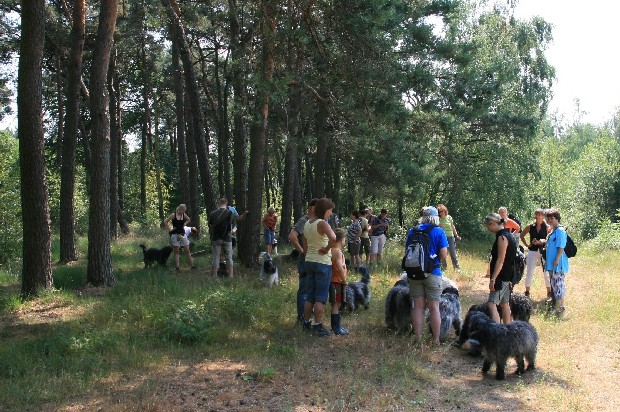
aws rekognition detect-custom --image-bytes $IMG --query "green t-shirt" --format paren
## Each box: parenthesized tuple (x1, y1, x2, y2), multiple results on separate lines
(439, 215, 454, 237)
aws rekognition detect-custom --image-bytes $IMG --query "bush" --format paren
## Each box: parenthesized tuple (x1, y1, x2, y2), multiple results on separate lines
(589, 214, 620, 252)
(164, 300, 213, 344)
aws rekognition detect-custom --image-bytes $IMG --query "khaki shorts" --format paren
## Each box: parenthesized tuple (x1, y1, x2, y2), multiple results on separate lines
(488, 281, 511, 305)
(170, 233, 189, 247)
(408, 274, 442, 302)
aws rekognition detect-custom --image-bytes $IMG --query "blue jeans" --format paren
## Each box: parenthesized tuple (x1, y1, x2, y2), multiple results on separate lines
(304, 261, 332, 304)
(297, 256, 307, 320)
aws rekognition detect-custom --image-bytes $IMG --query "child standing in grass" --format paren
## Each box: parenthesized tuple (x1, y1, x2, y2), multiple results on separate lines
(330, 228, 349, 335)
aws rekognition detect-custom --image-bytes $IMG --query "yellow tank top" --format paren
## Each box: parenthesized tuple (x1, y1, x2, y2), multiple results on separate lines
(304, 219, 332, 265)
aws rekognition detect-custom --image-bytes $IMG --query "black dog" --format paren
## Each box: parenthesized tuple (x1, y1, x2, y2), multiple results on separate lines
(458, 305, 491, 356)
(470, 316, 538, 380)
(385, 273, 412, 332)
(344, 265, 371, 311)
(140, 244, 173, 268)
(509, 292, 533, 322)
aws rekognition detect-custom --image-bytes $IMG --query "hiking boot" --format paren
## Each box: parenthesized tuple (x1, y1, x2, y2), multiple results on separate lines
(311, 323, 331, 337)
(330, 313, 348, 335)
(555, 306, 565, 318)
(302, 320, 311, 332)
(332, 326, 349, 335)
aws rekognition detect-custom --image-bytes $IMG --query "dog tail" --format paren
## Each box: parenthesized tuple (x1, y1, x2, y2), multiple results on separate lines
(357, 265, 371, 284)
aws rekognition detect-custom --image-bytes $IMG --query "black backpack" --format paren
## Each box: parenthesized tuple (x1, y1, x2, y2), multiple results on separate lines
(402, 225, 439, 280)
(564, 233, 577, 258)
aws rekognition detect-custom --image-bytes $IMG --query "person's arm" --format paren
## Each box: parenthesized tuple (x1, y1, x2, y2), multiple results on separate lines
(289, 229, 304, 254)
(183, 213, 191, 226)
(520, 225, 531, 248)
(489, 235, 508, 290)
(451, 220, 461, 240)
(317, 221, 336, 254)
(355, 226, 361, 242)
(162, 213, 173, 229)
(438, 246, 448, 261)
(553, 230, 566, 267)
(236, 210, 249, 221)
(302, 235, 308, 256)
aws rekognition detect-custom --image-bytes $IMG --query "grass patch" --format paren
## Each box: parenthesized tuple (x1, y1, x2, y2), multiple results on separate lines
(0, 235, 618, 410)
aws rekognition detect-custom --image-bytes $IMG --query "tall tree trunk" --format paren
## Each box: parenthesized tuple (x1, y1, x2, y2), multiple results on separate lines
(172, 40, 189, 204)
(184, 92, 201, 227)
(114, 66, 129, 235)
(55, 53, 64, 167)
(18, 0, 53, 296)
(229, 0, 249, 212)
(314, 97, 329, 197)
(87, 0, 118, 287)
(59, 0, 85, 263)
(162, 0, 217, 213)
(109, 47, 119, 239)
(239, 0, 276, 267)
(154, 97, 165, 221)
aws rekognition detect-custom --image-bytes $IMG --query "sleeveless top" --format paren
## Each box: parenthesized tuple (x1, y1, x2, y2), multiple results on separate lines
(490, 228, 516, 282)
(171, 213, 186, 235)
(304, 219, 332, 265)
(528, 221, 548, 251)
(331, 248, 347, 284)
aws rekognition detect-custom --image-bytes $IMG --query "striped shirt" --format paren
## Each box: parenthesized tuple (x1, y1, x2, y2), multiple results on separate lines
(347, 219, 361, 243)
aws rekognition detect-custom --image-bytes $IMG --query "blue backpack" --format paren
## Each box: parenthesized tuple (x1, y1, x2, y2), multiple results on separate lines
(402, 225, 439, 280)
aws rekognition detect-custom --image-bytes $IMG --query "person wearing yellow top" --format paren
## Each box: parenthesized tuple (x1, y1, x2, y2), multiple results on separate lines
(302, 198, 337, 337)
(330, 228, 349, 335)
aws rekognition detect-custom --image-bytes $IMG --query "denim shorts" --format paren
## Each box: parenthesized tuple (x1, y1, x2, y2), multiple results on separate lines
(488, 281, 511, 305)
(264, 228, 275, 245)
(304, 261, 332, 304)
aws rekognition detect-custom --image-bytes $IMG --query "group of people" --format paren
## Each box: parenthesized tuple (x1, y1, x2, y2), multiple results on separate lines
(163, 199, 570, 341)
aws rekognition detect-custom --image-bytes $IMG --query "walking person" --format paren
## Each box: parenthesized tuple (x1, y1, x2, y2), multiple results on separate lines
(520, 209, 550, 297)
(544, 208, 569, 317)
(303, 198, 337, 337)
(209, 198, 235, 277)
(406, 206, 448, 344)
(484, 213, 516, 324)
(369, 208, 390, 266)
(162, 204, 195, 271)
(437, 204, 461, 271)
(288, 198, 318, 323)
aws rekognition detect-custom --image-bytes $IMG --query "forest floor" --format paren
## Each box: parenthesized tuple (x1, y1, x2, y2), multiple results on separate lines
(1, 237, 619, 411)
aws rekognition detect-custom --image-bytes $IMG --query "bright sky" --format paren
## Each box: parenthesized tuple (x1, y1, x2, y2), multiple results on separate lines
(513, 0, 620, 125)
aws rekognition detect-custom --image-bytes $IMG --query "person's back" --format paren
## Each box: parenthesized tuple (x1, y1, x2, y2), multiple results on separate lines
(304, 219, 331, 265)
(210, 207, 232, 241)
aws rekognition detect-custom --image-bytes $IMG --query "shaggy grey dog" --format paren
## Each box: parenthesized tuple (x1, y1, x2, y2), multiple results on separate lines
(432, 286, 462, 342)
(385, 275, 412, 331)
(457, 305, 490, 356)
(508, 292, 533, 322)
(469, 315, 538, 380)
(344, 265, 371, 311)
(140, 244, 173, 268)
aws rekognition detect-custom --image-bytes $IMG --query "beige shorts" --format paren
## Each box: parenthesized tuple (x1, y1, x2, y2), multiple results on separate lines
(488, 281, 511, 305)
(170, 233, 189, 247)
(409, 274, 442, 302)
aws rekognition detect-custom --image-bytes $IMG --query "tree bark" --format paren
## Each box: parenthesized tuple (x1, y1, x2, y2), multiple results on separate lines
(239, 0, 276, 267)
(87, 0, 118, 287)
(184, 92, 201, 228)
(59, 0, 85, 263)
(109, 47, 119, 239)
(314, 97, 330, 197)
(154, 97, 165, 221)
(18, 0, 53, 296)
(162, 0, 217, 214)
(113, 66, 129, 235)
(55, 52, 64, 168)
(172, 40, 189, 204)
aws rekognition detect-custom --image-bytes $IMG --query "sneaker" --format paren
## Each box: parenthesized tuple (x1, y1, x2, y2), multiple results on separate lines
(302, 320, 311, 332)
(332, 326, 349, 335)
(311, 323, 331, 337)
(524, 290, 530, 297)
(555, 306, 565, 317)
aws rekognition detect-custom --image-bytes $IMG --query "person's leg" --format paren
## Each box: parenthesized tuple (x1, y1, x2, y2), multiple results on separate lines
(427, 300, 441, 344)
(376, 235, 386, 264)
(304, 262, 317, 322)
(487, 299, 500, 323)
(296, 259, 307, 322)
(412, 296, 426, 340)
(224, 241, 234, 277)
(551, 271, 566, 312)
(447, 236, 460, 270)
(500, 303, 512, 323)
(183, 245, 194, 268)
(212, 241, 222, 276)
(498, 282, 511, 323)
(524, 250, 537, 295)
(173, 246, 180, 269)
(370, 236, 378, 265)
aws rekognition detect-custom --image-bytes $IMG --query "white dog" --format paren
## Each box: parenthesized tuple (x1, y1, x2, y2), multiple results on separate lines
(259, 252, 279, 287)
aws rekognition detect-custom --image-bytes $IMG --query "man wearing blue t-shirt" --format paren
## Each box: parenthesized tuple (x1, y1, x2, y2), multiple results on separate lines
(405, 206, 448, 344)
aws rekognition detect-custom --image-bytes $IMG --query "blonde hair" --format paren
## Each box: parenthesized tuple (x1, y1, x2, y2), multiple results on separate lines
(176, 204, 187, 214)
(484, 213, 504, 225)
(335, 227, 346, 241)
(437, 204, 448, 214)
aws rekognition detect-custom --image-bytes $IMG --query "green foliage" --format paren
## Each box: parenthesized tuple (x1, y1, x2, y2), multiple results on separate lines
(165, 300, 214, 344)
(589, 212, 620, 252)
(0, 130, 21, 265)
